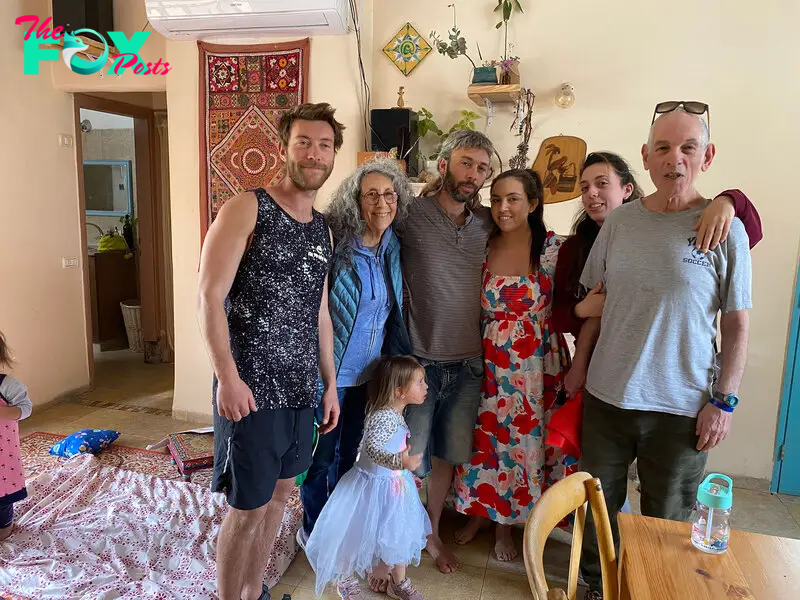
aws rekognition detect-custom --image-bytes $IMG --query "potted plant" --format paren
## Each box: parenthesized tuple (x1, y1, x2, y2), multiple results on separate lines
(417, 107, 481, 172)
(493, 0, 523, 84)
(431, 3, 497, 84)
(119, 213, 137, 250)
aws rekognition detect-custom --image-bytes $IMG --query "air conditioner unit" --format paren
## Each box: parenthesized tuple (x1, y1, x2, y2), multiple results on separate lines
(145, 0, 351, 40)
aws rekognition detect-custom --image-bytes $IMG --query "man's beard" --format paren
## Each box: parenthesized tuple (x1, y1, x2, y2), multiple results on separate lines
(443, 169, 479, 204)
(286, 159, 333, 191)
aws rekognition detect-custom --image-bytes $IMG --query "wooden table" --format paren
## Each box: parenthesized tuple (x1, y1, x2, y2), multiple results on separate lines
(618, 513, 800, 599)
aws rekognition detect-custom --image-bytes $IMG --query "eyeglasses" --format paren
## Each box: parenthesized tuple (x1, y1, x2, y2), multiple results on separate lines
(651, 101, 710, 132)
(361, 190, 398, 205)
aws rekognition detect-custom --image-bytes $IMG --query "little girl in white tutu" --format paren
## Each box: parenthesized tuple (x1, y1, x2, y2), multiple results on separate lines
(305, 355, 432, 600)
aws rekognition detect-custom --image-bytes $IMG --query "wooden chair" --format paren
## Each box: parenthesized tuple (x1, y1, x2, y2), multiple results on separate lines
(523, 472, 618, 600)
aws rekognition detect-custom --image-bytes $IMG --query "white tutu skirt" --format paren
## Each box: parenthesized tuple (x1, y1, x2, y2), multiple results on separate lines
(305, 466, 432, 596)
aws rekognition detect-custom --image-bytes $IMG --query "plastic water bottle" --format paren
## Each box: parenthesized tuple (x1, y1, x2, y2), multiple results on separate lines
(691, 473, 733, 554)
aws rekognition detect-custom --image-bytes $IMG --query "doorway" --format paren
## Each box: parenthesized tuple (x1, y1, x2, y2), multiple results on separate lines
(773, 256, 800, 494)
(74, 93, 174, 395)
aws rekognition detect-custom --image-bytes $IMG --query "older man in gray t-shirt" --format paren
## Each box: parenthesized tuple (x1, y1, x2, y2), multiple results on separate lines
(577, 105, 752, 600)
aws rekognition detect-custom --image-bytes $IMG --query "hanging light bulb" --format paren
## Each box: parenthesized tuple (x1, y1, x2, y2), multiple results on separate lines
(556, 83, 575, 109)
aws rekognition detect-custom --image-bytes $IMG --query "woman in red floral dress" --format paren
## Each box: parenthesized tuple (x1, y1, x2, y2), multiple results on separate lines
(452, 169, 575, 562)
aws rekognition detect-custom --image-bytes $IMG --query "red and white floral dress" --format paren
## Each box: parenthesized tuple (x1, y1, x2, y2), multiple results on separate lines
(453, 232, 576, 525)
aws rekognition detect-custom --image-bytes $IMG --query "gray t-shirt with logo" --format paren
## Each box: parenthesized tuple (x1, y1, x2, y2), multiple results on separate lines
(580, 199, 752, 418)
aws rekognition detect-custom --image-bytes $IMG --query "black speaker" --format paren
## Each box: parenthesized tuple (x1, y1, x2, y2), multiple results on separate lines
(52, 0, 114, 45)
(370, 109, 419, 177)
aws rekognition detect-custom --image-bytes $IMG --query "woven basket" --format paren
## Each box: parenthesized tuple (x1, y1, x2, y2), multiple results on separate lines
(120, 300, 144, 353)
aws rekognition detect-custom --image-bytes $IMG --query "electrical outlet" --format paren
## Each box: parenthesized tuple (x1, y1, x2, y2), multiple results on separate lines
(58, 134, 74, 147)
(62, 257, 79, 268)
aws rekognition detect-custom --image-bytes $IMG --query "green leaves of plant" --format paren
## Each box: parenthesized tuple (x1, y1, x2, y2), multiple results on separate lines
(418, 108, 480, 160)
(431, 26, 474, 66)
(494, 0, 523, 28)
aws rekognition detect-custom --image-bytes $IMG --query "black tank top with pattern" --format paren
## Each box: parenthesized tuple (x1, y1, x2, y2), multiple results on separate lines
(218, 188, 331, 410)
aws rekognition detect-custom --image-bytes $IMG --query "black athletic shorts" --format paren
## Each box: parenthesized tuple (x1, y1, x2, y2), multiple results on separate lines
(212, 405, 314, 510)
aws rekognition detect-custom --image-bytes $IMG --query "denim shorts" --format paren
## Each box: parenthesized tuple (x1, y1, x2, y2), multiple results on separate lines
(404, 356, 483, 476)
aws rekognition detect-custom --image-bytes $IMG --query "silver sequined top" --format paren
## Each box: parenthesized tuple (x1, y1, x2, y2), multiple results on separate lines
(219, 189, 332, 410)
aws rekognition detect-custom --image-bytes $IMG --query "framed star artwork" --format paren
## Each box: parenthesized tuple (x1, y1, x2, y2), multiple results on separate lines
(383, 23, 432, 76)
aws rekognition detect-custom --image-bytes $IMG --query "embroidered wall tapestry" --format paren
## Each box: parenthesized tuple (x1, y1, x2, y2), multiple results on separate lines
(198, 39, 310, 243)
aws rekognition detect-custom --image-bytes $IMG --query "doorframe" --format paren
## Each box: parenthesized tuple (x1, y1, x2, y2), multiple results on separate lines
(771, 255, 800, 493)
(73, 93, 169, 387)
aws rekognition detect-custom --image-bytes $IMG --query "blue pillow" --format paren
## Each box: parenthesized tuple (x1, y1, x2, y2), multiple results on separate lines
(49, 429, 120, 458)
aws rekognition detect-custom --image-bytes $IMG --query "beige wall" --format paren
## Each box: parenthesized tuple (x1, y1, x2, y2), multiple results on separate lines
(371, 0, 799, 479)
(1, 0, 89, 405)
(168, 5, 374, 420)
(50, 0, 166, 93)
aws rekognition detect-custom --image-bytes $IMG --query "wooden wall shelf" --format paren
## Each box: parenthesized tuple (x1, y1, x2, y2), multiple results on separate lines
(467, 83, 521, 106)
(42, 34, 117, 61)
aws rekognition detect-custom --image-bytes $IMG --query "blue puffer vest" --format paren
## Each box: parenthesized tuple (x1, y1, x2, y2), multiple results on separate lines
(327, 228, 411, 385)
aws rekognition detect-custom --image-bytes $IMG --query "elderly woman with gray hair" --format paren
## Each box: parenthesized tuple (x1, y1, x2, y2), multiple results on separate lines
(297, 158, 414, 594)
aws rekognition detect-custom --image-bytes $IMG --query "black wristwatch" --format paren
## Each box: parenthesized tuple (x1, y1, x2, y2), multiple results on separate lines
(710, 390, 739, 413)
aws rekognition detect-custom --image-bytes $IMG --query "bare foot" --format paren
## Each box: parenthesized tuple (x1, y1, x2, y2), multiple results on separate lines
(368, 563, 390, 593)
(454, 516, 485, 545)
(494, 524, 518, 562)
(426, 534, 459, 574)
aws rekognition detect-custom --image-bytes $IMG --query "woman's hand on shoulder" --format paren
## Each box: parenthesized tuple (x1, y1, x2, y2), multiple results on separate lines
(694, 195, 735, 253)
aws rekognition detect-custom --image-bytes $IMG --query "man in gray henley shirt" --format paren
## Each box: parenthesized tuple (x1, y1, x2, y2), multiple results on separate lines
(401, 129, 496, 574)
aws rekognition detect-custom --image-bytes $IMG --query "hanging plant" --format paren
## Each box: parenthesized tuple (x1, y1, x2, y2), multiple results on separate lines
(509, 89, 536, 169)
(430, 3, 478, 69)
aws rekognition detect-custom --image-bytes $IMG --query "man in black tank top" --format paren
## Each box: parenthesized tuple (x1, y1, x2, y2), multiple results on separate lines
(198, 103, 344, 600)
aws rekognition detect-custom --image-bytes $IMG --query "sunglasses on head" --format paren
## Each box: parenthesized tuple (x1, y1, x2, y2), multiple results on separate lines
(651, 101, 710, 131)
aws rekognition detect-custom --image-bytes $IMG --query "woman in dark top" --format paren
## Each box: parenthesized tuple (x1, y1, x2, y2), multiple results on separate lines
(552, 151, 763, 395)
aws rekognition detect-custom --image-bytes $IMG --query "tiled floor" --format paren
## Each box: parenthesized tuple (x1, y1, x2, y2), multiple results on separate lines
(20, 349, 211, 448)
(270, 520, 580, 600)
(19, 349, 800, 599)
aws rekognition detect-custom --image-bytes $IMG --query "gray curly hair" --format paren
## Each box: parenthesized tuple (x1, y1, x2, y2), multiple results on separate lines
(324, 158, 414, 256)
(438, 129, 496, 162)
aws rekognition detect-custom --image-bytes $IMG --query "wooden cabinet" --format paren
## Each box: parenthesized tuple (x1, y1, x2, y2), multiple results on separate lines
(88, 250, 138, 349)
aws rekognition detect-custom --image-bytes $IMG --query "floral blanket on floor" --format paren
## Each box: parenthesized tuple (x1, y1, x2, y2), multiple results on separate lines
(0, 452, 301, 599)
